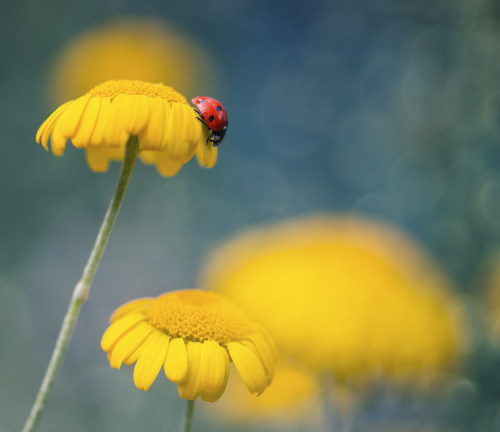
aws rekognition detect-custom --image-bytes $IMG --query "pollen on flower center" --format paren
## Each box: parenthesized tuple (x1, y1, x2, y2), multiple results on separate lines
(87, 79, 188, 103)
(145, 290, 253, 343)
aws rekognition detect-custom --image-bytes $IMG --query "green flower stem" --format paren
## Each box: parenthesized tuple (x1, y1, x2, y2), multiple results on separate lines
(180, 400, 196, 432)
(21, 136, 141, 432)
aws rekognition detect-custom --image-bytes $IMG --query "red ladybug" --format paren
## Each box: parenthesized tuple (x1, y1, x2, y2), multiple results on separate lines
(192, 96, 228, 146)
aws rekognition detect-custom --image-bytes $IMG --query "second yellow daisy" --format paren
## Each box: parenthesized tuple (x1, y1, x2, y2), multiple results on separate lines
(101, 290, 277, 402)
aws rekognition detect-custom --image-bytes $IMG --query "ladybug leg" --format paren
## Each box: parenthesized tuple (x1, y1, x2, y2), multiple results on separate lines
(193, 109, 211, 130)
(206, 133, 215, 145)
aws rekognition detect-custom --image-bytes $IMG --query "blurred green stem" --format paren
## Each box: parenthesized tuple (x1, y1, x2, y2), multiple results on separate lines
(21, 135, 140, 432)
(180, 400, 196, 432)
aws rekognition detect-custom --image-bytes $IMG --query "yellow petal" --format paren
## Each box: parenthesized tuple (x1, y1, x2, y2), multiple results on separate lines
(85, 146, 111, 172)
(58, 95, 91, 138)
(88, 97, 111, 146)
(36, 101, 72, 148)
(71, 97, 101, 148)
(110, 298, 153, 322)
(133, 330, 170, 391)
(200, 342, 230, 402)
(199, 340, 228, 393)
(164, 337, 188, 383)
(244, 330, 278, 380)
(179, 104, 199, 143)
(178, 342, 203, 400)
(140, 97, 166, 150)
(101, 313, 146, 352)
(50, 120, 67, 156)
(140, 149, 184, 176)
(116, 95, 150, 135)
(195, 140, 218, 168)
(104, 98, 130, 148)
(123, 340, 146, 366)
(162, 103, 197, 162)
(226, 341, 269, 395)
(108, 321, 153, 369)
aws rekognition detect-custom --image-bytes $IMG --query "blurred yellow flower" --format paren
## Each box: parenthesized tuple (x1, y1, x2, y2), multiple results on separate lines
(213, 361, 321, 425)
(200, 215, 464, 382)
(48, 18, 217, 105)
(36, 80, 217, 176)
(101, 290, 277, 402)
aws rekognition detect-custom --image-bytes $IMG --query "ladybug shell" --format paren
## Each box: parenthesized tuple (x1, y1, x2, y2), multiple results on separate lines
(192, 96, 228, 132)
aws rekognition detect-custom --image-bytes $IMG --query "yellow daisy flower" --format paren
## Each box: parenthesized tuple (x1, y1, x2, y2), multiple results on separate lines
(200, 215, 465, 383)
(36, 79, 217, 176)
(101, 290, 277, 402)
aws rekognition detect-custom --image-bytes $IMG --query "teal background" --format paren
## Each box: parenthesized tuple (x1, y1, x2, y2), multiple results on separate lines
(2, 0, 500, 430)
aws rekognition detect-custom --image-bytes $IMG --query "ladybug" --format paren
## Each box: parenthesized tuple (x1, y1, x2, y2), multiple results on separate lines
(192, 96, 228, 147)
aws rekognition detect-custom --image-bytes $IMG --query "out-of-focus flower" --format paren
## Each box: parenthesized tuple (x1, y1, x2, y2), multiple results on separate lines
(200, 215, 465, 382)
(213, 361, 322, 425)
(36, 80, 217, 176)
(101, 290, 277, 402)
(48, 18, 216, 105)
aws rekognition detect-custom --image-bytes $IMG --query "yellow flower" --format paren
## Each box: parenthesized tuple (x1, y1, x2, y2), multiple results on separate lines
(36, 79, 217, 176)
(200, 215, 465, 382)
(47, 18, 217, 105)
(101, 290, 277, 402)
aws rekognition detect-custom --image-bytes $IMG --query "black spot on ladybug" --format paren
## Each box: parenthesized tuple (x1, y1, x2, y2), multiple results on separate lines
(208, 115, 215, 122)
(216, 106, 222, 111)
(198, 98, 205, 104)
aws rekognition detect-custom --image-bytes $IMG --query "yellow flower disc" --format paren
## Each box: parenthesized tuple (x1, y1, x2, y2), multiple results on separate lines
(36, 79, 217, 176)
(199, 215, 465, 383)
(101, 290, 277, 402)
(47, 18, 217, 105)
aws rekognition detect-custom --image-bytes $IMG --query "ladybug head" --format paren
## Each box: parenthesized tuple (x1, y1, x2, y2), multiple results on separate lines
(192, 97, 205, 105)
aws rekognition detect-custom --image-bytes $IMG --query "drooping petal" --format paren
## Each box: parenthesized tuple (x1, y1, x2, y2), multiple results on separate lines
(110, 298, 153, 322)
(36, 101, 73, 149)
(101, 313, 145, 352)
(104, 98, 130, 148)
(139, 97, 166, 150)
(164, 337, 188, 383)
(71, 97, 101, 148)
(116, 94, 150, 135)
(85, 146, 111, 172)
(88, 97, 112, 146)
(195, 139, 217, 168)
(200, 342, 230, 402)
(178, 342, 203, 400)
(108, 321, 154, 369)
(199, 340, 228, 393)
(226, 341, 269, 395)
(58, 95, 91, 138)
(140, 150, 183, 177)
(50, 120, 67, 156)
(133, 330, 170, 391)
(244, 329, 278, 380)
(162, 103, 197, 162)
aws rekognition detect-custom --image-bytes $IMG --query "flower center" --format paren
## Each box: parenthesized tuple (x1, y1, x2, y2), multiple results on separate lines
(145, 290, 254, 343)
(87, 79, 188, 103)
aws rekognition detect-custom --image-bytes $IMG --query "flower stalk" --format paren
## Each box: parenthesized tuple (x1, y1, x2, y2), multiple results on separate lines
(181, 400, 196, 432)
(21, 135, 141, 432)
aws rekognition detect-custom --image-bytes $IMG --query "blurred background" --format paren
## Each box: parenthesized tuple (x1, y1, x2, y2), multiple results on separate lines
(2, 0, 500, 430)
